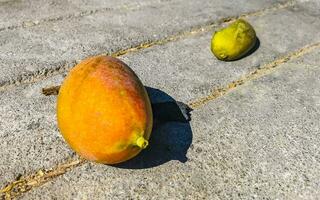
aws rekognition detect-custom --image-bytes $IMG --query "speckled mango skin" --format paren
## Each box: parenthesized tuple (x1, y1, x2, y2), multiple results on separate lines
(57, 56, 153, 164)
(211, 19, 257, 61)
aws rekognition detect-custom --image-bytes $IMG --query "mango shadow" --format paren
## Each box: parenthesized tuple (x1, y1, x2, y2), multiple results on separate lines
(223, 37, 260, 62)
(112, 87, 193, 169)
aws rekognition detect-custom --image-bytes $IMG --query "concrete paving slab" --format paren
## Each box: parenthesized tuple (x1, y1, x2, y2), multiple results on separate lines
(0, 0, 289, 86)
(0, 0, 289, 30)
(120, 1, 320, 102)
(1, 0, 320, 189)
(21, 49, 320, 199)
(0, 74, 75, 186)
(0, 0, 164, 29)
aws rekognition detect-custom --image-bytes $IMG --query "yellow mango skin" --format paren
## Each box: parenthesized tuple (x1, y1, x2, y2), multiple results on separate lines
(57, 56, 153, 164)
(211, 19, 257, 61)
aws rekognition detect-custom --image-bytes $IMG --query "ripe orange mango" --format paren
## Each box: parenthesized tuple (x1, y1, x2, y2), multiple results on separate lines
(57, 56, 153, 164)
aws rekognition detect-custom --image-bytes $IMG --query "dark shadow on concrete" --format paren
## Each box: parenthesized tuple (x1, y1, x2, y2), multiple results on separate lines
(242, 37, 260, 59)
(112, 87, 193, 169)
(225, 37, 260, 62)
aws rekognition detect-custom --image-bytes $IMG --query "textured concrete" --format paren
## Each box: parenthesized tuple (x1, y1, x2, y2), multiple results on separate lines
(120, 1, 320, 102)
(0, 0, 166, 29)
(22, 50, 320, 199)
(1, 1, 320, 188)
(0, 0, 287, 85)
(1, 0, 320, 199)
(0, 74, 73, 186)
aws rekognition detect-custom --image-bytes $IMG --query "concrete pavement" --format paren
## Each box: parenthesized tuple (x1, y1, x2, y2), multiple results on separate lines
(1, 0, 320, 199)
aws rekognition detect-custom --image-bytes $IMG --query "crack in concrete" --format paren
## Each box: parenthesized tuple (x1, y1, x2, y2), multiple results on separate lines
(0, 0, 296, 92)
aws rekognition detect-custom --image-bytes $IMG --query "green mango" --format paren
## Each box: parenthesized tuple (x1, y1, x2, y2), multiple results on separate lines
(211, 19, 257, 61)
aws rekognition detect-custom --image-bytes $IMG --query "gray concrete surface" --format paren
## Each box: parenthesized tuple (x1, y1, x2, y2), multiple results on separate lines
(0, 0, 320, 199)
(0, 0, 170, 29)
(121, 1, 320, 102)
(22, 50, 320, 199)
(0, 74, 75, 186)
(0, 0, 287, 86)
(1, 0, 320, 188)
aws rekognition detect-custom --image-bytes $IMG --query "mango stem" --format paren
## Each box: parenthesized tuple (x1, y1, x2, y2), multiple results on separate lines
(136, 137, 149, 149)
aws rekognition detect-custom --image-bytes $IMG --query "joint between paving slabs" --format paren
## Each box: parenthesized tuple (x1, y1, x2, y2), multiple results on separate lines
(0, 0, 295, 32)
(0, 0, 179, 32)
(109, 0, 296, 58)
(2, 40, 319, 199)
(0, 158, 87, 200)
(0, 62, 72, 92)
(0, 0, 296, 92)
(188, 42, 320, 109)
(0, 0, 303, 198)
(42, 41, 320, 107)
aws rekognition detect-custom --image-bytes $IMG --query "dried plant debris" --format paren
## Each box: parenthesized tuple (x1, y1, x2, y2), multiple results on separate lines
(0, 158, 86, 199)
(42, 86, 60, 96)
